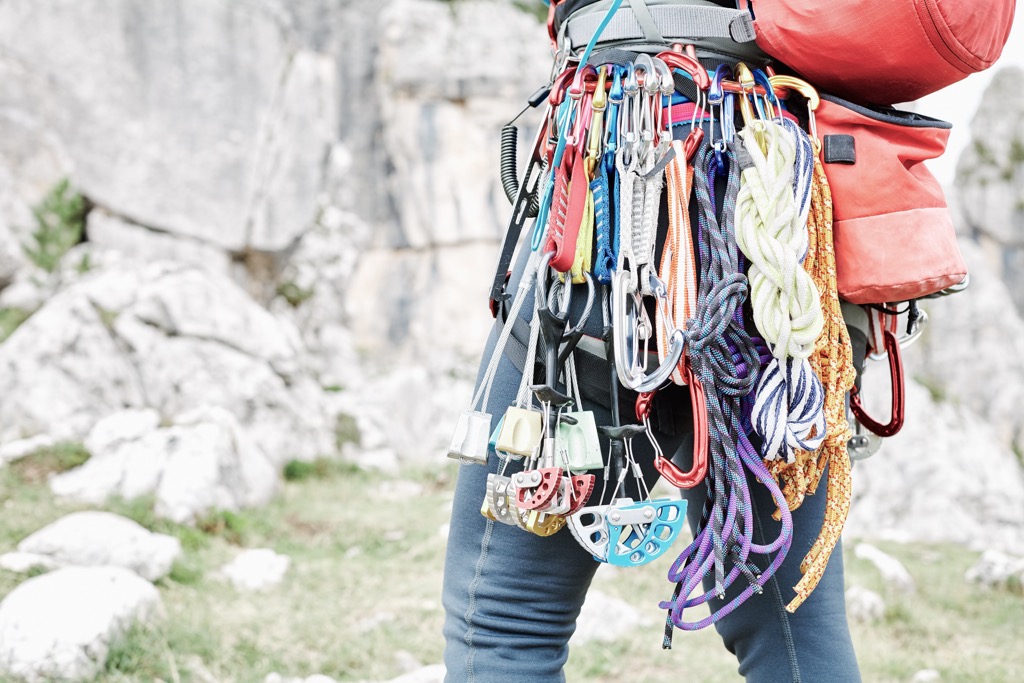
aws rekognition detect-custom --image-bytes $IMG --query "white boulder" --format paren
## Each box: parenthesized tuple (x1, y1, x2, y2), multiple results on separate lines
(0, 566, 162, 682)
(844, 586, 885, 624)
(570, 588, 651, 646)
(51, 406, 279, 524)
(13, 511, 181, 582)
(219, 548, 290, 592)
(0, 434, 56, 465)
(0, 553, 57, 574)
(854, 544, 916, 595)
(965, 550, 1024, 592)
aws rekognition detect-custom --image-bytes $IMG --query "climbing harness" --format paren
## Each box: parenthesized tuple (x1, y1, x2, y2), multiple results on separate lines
(451, 0, 983, 645)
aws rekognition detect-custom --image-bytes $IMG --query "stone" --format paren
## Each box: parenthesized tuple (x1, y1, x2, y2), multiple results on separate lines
(845, 586, 885, 624)
(15, 511, 181, 581)
(51, 406, 280, 524)
(0, 262, 335, 464)
(854, 544, 916, 595)
(333, 362, 476, 469)
(570, 589, 651, 646)
(965, 550, 1024, 592)
(847, 380, 1024, 552)
(0, 0, 338, 254)
(266, 197, 367, 389)
(0, 566, 162, 683)
(83, 408, 162, 456)
(0, 434, 55, 465)
(219, 548, 290, 592)
(0, 552, 57, 574)
(383, 665, 446, 683)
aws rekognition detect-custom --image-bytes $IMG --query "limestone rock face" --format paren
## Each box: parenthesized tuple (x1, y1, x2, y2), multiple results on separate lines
(50, 407, 280, 524)
(955, 66, 1024, 311)
(13, 511, 181, 581)
(908, 239, 1024, 450)
(846, 380, 1024, 552)
(349, 0, 549, 360)
(0, 566, 162, 682)
(0, 0, 338, 254)
(0, 262, 334, 463)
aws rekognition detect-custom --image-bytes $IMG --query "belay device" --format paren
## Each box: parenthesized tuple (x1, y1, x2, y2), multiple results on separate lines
(448, 0, 1012, 642)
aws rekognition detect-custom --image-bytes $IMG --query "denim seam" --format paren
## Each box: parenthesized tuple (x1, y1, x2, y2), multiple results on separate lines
(753, 503, 802, 683)
(463, 515, 496, 683)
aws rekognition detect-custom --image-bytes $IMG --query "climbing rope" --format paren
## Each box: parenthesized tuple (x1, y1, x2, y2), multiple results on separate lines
(662, 142, 793, 632)
(735, 117, 826, 462)
(769, 144, 857, 612)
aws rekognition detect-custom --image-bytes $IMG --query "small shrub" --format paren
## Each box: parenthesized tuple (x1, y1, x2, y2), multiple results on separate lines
(334, 413, 361, 450)
(275, 281, 315, 308)
(283, 457, 361, 482)
(24, 178, 87, 273)
(195, 509, 249, 546)
(167, 559, 204, 586)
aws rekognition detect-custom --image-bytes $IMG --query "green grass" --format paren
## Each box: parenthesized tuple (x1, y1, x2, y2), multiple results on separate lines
(283, 457, 362, 482)
(5, 441, 90, 485)
(2, 456, 1022, 682)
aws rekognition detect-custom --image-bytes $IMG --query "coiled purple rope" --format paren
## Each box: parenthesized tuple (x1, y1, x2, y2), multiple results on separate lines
(662, 142, 794, 641)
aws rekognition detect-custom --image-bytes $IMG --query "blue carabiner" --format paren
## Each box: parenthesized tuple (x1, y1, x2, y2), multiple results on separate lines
(753, 68, 781, 120)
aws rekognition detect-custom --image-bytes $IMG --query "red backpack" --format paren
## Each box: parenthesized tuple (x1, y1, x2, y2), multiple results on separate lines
(746, 0, 1016, 105)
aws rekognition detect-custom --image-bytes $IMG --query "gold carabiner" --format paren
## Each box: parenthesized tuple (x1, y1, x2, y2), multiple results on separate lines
(735, 63, 768, 153)
(769, 74, 821, 152)
(586, 66, 609, 178)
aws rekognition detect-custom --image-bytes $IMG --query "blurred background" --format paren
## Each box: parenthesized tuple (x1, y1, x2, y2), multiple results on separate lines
(0, 1, 1021, 682)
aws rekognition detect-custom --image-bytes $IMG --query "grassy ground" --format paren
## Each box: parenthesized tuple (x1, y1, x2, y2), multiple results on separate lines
(0, 452, 1021, 682)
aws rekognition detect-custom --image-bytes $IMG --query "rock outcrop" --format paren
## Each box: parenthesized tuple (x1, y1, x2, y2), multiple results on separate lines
(0, 262, 334, 464)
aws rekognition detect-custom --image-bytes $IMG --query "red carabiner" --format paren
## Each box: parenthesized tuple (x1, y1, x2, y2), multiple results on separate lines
(849, 329, 905, 437)
(652, 365, 709, 489)
(656, 49, 711, 91)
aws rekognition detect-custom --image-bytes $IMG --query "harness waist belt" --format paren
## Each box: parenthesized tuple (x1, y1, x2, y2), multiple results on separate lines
(564, 4, 756, 52)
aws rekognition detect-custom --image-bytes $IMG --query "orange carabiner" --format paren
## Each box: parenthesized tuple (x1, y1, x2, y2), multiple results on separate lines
(849, 330, 905, 437)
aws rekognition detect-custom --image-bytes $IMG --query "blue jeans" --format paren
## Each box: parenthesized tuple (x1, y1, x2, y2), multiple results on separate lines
(442, 316, 861, 682)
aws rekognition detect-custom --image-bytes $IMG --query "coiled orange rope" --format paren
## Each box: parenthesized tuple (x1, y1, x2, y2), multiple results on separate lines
(766, 152, 856, 612)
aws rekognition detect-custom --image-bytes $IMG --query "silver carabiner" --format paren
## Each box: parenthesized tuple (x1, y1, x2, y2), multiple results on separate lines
(611, 270, 685, 393)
